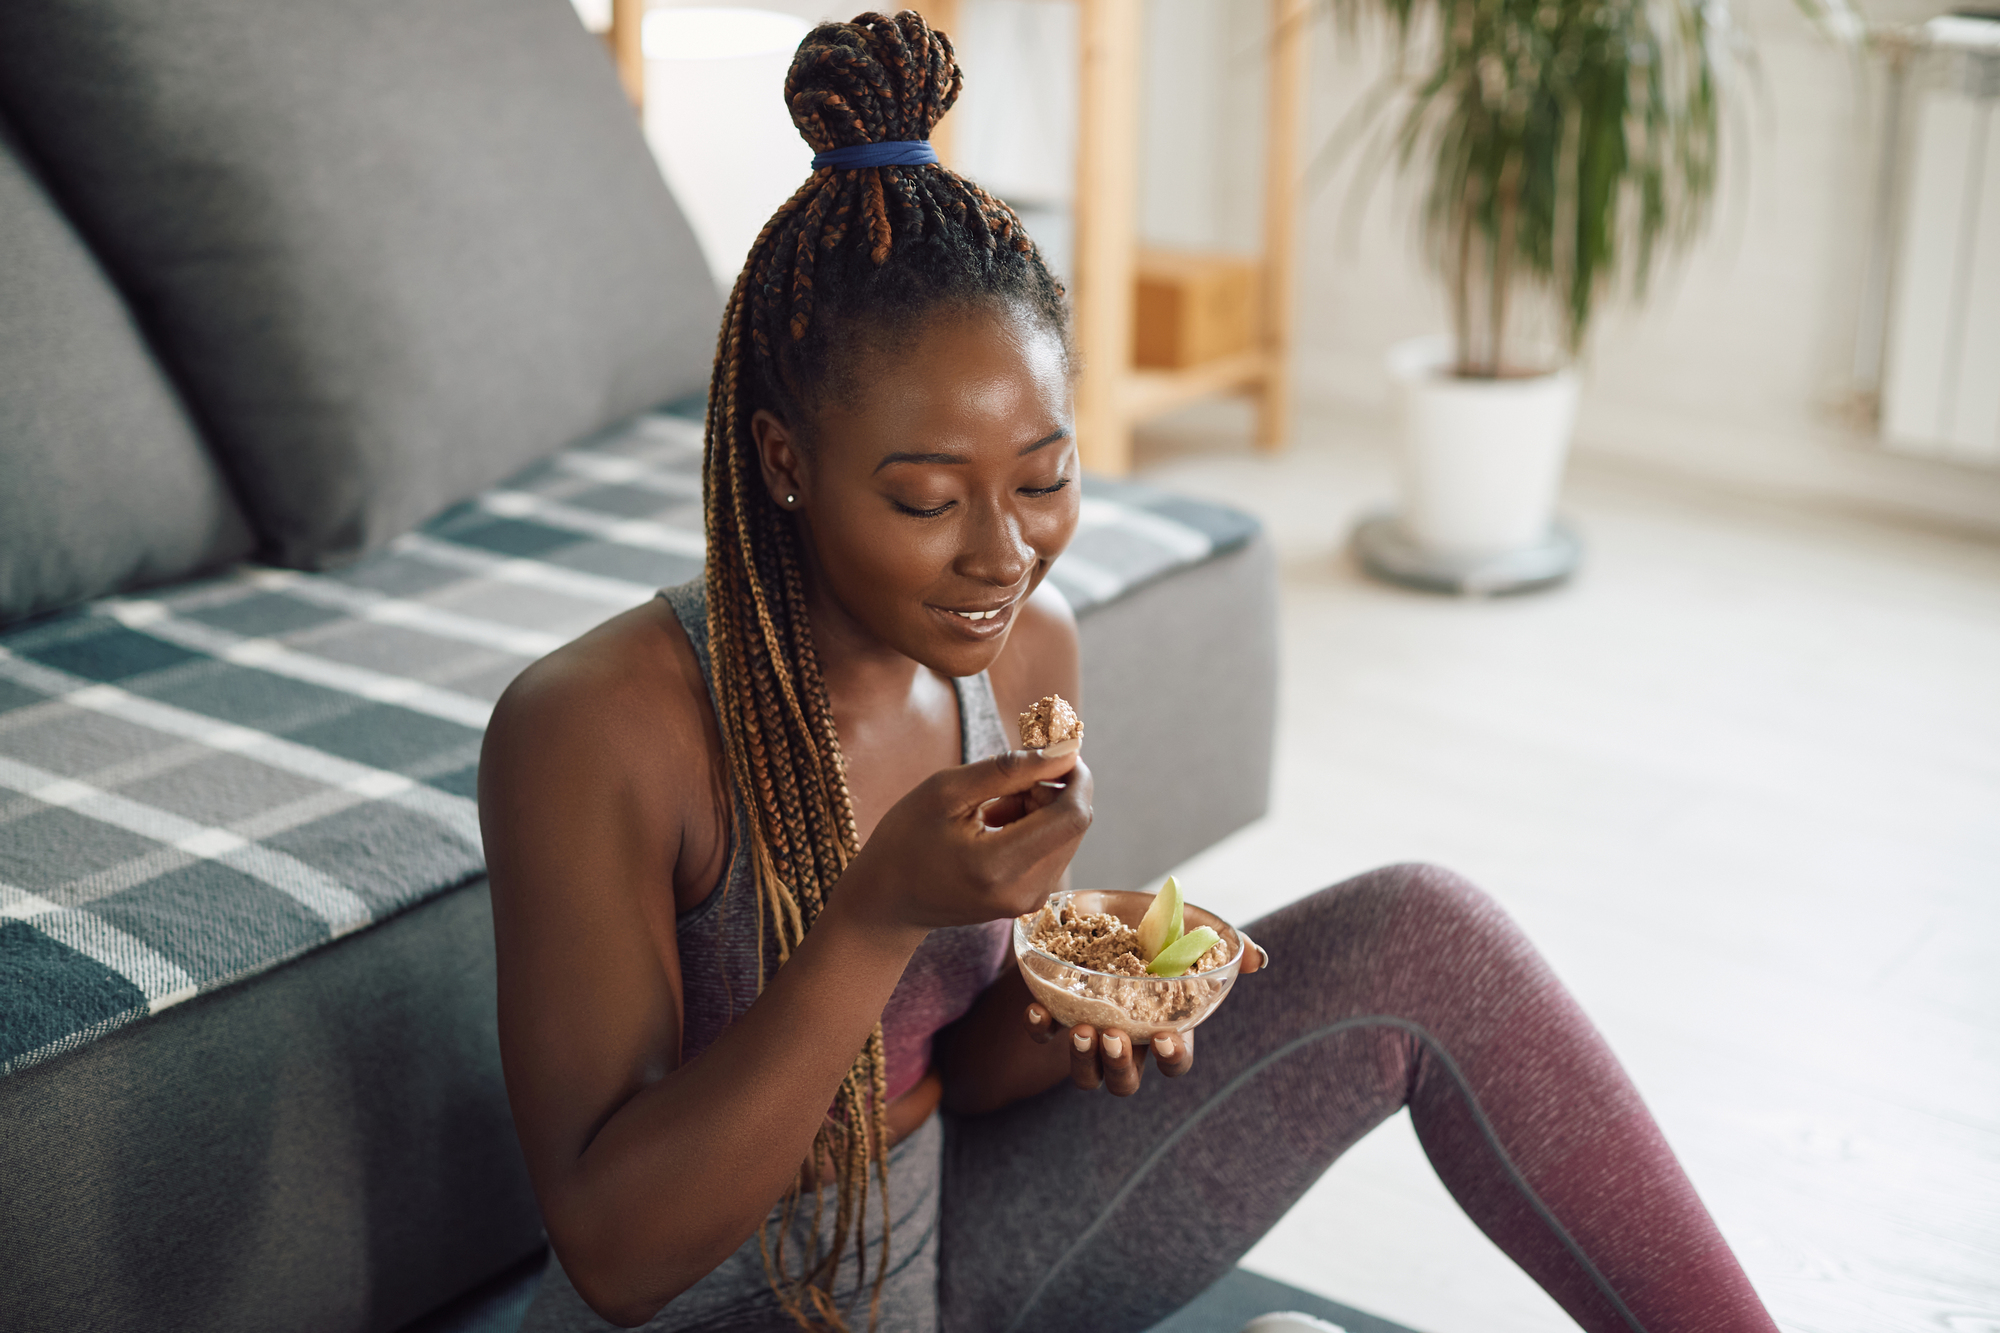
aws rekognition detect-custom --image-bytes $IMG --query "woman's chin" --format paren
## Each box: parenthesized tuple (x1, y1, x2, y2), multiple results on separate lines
(909, 607, 1015, 678)
(835, 592, 1022, 678)
(920, 639, 1011, 680)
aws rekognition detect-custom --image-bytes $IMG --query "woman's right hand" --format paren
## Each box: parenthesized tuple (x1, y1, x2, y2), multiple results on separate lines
(837, 741, 1091, 933)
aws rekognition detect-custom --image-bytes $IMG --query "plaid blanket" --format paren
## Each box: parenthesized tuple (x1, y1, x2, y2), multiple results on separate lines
(0, 409, 1256, 1078)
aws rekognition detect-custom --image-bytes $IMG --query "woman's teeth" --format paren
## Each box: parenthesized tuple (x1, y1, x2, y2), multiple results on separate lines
(954, 608, 1002, 620)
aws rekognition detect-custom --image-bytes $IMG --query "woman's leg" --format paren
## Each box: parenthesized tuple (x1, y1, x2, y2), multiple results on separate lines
(937, 864, 1775, 1333)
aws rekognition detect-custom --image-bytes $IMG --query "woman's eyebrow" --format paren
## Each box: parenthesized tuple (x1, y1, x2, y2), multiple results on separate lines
(872, 429, 1068, 473)
(873, 450, 966, 473)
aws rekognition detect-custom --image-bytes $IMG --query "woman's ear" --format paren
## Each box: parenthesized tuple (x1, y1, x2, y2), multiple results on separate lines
(749, 408, 809, 513)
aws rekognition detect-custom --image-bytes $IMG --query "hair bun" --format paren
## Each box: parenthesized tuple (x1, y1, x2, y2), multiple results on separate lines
(784, 11, 963, 155)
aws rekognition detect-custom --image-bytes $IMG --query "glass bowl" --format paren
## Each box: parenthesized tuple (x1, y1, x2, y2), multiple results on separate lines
(1012, 889, 1245, 1046)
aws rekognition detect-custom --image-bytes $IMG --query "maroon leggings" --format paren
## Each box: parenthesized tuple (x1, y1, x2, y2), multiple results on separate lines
(938, 864, 1779, 1333)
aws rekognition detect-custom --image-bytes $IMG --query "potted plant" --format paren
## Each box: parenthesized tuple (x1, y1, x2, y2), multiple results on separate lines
(1335, 0, 1728, 592)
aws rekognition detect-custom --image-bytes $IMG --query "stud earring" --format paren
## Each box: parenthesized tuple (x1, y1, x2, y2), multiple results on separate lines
(785, 493, 797, 506)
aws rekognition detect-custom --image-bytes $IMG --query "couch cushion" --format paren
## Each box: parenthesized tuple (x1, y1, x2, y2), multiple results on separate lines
(0, 881, 544, 1333)
(0, 118, 254, 625)
(1070, 536, 1276, 894)
(0, 409, 1265, 1078)
(0, 0, 720, 570)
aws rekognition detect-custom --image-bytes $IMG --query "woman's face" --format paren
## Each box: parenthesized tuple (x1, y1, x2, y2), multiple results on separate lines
(753, 300, 1078, 678)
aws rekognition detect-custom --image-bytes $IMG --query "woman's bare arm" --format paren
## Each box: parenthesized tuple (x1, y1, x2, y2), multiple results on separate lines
(481, 607, 1088, 1326)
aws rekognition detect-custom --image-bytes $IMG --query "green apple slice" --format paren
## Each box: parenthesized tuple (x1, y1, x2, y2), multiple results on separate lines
(1136, 876, 1185, 962)
(1146, 926, 1221, 977)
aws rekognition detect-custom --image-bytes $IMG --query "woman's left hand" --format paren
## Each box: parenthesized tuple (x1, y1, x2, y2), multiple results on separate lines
(1022, 1011, 1193, 1096)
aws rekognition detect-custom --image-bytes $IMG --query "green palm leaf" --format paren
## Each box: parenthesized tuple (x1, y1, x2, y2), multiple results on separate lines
(1330, 0, 1731, 374)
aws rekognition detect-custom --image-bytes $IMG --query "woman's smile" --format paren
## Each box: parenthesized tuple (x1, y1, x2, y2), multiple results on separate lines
(929, 592, 1024, 640)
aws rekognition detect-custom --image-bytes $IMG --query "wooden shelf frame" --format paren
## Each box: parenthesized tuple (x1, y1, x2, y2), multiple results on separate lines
(612, 0, 1308, 476)
(937, 0, 1310, 475)
(609, 0, 644, 108)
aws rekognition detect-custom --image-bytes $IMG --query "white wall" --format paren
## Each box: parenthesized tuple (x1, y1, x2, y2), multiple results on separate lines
(592, 0, 2000, 534)
(1137, 0, 1269, 254)
(1101, 0, 2000, 531)
(1264, 0, 2000, 533)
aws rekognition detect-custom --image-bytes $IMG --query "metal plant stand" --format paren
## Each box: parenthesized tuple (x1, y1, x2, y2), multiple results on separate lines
(1352, 512, 1582, 596)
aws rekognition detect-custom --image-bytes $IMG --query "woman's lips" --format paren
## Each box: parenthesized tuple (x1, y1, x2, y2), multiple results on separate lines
(930, 598, 1018, 638)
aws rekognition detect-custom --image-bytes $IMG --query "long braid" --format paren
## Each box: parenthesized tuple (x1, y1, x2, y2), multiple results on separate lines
(699, 12, 1067, 1330)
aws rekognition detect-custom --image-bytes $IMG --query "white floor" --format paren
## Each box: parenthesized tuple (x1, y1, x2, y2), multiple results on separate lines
(1131, 403, 2000, 1333)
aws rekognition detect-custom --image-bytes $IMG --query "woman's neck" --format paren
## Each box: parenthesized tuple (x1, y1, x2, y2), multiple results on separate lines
(806, 574, 931, 710)
(800, 566, 963, 844)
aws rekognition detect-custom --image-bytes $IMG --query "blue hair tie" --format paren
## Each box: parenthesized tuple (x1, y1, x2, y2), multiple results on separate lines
(811, 140, 938, 171)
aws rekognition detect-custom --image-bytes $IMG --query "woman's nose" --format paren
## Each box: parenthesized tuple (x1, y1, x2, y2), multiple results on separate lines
(956, 500, 1035, 587)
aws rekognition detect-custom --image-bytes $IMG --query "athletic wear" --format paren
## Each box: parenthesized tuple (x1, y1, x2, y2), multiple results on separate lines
(937, 864, 1778, 1333)
(525, 1116, 945, 1333)
(518, 586, 1780, 1333)
(661, 578, 1012, 1105)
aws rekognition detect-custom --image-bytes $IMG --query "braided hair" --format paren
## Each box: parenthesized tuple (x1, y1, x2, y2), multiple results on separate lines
(698, 11, 1066, 1330)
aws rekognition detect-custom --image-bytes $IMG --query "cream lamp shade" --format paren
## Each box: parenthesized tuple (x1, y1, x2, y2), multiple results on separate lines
(642, 7, 814, 292)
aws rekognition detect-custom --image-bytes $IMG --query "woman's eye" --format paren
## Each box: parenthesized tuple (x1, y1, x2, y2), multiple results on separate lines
(890, 476, 1067, 516)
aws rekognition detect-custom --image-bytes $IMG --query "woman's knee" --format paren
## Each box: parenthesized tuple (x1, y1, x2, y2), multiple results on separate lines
(1381, 861, 1519, 935)
(1287, 862, 1518, 951)
(1245, 864, 1527, 991)
(1384, 860, 1495, 909)
(1294, 860, 1491, 917)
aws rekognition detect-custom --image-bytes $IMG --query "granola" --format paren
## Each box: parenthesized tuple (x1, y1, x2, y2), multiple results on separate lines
(1027, 901, 1230, 979)
(1018, 693, 1084, 749)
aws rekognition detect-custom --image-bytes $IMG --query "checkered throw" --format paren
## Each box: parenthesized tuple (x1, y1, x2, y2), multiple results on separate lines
(0, 409, 1256, 1077)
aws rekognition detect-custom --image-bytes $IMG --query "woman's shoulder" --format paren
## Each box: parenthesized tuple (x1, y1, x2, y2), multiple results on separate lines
(493, 598, 708, 751)
(481, 597, 723, 841)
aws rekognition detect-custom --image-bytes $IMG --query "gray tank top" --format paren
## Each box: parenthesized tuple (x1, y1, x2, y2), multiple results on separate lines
(660, 579, 1013, 1101)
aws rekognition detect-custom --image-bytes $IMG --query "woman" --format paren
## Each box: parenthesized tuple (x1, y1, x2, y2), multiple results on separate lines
(479, 13, 1778, 1333)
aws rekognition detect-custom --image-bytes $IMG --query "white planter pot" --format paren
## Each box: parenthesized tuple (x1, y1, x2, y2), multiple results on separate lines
(1387, 335, 1580, 557)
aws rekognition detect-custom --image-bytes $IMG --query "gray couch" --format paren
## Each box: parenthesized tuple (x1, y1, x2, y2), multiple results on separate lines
(0, 2, 1278, 1330)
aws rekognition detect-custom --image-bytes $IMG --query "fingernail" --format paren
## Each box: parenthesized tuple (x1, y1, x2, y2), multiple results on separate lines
(1102, 1034, 1123, 1060)
(1073, 1030, 1093, 1052)
(1026, 1005, 1045, 1026)
(1154, 1034, 1175, 1059)
(1039, 737, 1080, 760)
